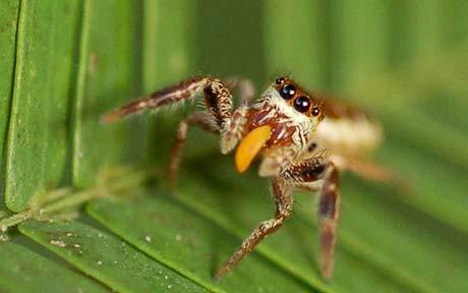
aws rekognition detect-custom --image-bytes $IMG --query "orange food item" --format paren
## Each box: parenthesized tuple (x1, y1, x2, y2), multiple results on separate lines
(235, 125, 272, 173)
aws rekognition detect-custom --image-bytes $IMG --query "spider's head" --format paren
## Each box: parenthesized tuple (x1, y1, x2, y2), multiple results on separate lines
(272, 76, 324, 122)
(235, 76, 325, 174)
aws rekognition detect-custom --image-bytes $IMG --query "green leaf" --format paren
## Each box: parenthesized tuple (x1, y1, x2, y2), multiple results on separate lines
(170, 169, 432, 293)
(19, 220, 206, 293)
(327, 0, 389, 92)
(142, 0, 196, 166)
(4, 1, 81, 212)
(378, 105, 468, 171)
(0, 237, 107, 292)
(264, 0, 328, 87)
(1, 1, 467, 292)
(338, 178, 468, 293)
(375, 137, 468, 234)
(87, 196, 315, 293)
(143, 0, 195, 90)
(72, 0, 145, 188)
(0, 0, 19, 210)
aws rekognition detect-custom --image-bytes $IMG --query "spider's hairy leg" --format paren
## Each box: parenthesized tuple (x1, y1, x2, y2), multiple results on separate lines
(283, 159, 340, 279)
(215, 177, 293, 280)
(202, 78, 233, 130)
(318, 164, 340, 279)
(101, 76, 210, 123)
(166, 78, 251, 182)
(331, 155, 407, 191)
(102, 76, 244, 186)
(169, 112, 219, 188)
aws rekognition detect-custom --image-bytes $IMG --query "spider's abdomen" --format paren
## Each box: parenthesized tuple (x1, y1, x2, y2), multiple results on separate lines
(316, 99, 382, 158)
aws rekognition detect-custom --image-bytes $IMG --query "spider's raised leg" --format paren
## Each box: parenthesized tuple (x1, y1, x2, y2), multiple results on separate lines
(102, 76, 236, 131)
(102, 76, 252, 184)
(102, 77, 210, 123)
(283, 159, 341, 279)
(215, 177, 293, 279)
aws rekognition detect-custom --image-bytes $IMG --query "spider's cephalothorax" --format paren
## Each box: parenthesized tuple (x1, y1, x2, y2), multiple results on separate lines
(103, 75, 389, 280)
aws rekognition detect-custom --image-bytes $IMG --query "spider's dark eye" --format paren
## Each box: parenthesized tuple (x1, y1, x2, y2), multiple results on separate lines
(294, 96, 311, 113)
(311, 107, 320, 116)
(275, 77, 285, 85)
(280, 84, 296, 99)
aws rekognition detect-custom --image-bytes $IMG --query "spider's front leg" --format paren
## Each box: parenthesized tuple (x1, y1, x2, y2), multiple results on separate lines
(283, 158, 341, 279)
(169, 88, 251, 186)
(102, 76, 251, 186)
(215, 176, 294, 279)
(102, 76, 236, 131)
(102, 77, 210, 123)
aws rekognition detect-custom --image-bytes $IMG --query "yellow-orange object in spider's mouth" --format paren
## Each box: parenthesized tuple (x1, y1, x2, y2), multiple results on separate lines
(235, 125, 272, 173)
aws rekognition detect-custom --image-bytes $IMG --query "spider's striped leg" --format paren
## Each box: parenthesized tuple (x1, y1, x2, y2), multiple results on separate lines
(102, 77, 209, 123)
(170, 104, 251, 189)
(169, 112, 219, 189)
(283, 159, 341, 279)
(102, 76, 246, 186)
(102, 76, 235, 126)
(331, 155, 407, 191)
(215, 177, 293, 280)
(317, 164, 340, 279)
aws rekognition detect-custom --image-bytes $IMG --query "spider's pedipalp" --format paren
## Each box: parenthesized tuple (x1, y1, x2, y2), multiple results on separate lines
(221, 106, 250, 154)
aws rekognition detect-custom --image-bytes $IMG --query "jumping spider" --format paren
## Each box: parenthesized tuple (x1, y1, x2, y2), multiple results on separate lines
(103, 75, 392, 280)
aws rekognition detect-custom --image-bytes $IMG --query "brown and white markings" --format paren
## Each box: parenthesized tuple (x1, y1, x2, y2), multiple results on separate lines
(103, 75, 388, 280)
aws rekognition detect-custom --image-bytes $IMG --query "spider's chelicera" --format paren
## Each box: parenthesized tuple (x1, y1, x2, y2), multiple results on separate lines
(103, 75, 388, 280)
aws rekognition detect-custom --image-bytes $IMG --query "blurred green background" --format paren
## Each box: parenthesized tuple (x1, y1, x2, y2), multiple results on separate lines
(0, 0, 467, 292)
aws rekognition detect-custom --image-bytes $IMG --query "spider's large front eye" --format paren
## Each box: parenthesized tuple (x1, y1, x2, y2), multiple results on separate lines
(280, 84, 296, 100)
(294, 96, 311, 113)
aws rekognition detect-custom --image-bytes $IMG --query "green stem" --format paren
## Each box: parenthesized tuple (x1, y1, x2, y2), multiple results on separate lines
(0, 168, 146, 234)
(38, 190, 98, 215)
(0, 210, 32, 232)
